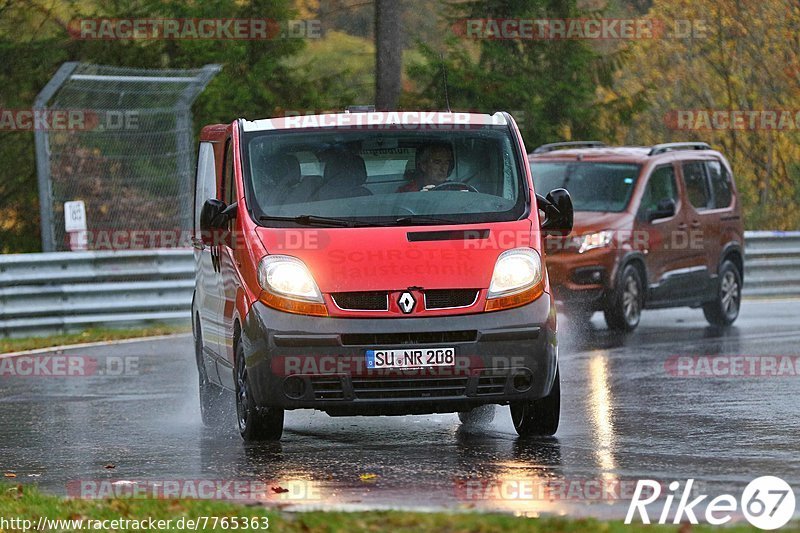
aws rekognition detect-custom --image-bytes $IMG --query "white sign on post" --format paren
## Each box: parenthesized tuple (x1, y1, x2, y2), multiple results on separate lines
(64, 200, 88, 251)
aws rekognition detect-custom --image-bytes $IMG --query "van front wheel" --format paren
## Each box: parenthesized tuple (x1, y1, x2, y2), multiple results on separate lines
(604, 264, 643, 331)
(702, 260, 742, 326)
(510, 367, 560, 437)
(235, 342, 284, 442)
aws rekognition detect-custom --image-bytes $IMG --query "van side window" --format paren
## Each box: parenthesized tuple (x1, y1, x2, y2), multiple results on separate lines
(682, 162, 711, 210)
(223, 138, 235, 205)
(639, 165, 678, 217)
(707, 160, 732, 208)
(194, 142, 217, 232)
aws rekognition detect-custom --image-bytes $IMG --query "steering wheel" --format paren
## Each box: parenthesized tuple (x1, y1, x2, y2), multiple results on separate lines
(429, 181, 479, 192)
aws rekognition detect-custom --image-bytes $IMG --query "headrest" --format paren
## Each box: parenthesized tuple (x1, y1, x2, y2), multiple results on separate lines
(262, 154, 301, 185)
(322, 152, 367, 188)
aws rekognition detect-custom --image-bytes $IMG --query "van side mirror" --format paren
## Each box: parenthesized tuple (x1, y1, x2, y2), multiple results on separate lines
(538, 188, 574, 237)
(199, 199, 237, 245)
(647, 198, 676, 222)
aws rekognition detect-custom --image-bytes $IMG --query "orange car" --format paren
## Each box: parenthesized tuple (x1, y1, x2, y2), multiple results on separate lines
(529, 142, 745, 331)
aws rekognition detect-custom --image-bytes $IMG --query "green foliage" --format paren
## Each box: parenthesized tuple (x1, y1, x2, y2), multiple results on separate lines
(405, 0, 606, 151)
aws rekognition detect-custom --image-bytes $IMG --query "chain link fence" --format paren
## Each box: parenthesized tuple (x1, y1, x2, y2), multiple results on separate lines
(34, 62, 220, 252)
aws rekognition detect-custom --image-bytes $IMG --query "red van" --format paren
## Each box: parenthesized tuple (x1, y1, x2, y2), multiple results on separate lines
(192, 111, 573, 441)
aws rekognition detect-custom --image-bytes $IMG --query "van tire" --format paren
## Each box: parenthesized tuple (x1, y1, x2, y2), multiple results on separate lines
(235, 342, 284, 441)
(458, 404, 496, 426)
(510, 367, 560, 437)
(703, 260, 742, 326)
(195, 322, 229, 428)
(604, 264, 643, 331)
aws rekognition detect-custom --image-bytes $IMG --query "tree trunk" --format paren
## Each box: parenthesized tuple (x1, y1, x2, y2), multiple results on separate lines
(375, 0, 402, 110)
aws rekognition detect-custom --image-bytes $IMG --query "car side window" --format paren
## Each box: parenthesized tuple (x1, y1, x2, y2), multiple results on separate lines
(707, 160, 733, 208)
(638, 165, 678, 217)
(223, 138, 235, 205)
(682, 161, 711, 210)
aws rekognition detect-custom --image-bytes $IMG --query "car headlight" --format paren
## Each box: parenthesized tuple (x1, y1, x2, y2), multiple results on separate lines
(578, 231, 613, 254)
(488, 248, 543, 297)
(258, 255, 323, 303)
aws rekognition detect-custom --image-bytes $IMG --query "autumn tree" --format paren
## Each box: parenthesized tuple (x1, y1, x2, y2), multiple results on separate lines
(597, 0, 800, 229)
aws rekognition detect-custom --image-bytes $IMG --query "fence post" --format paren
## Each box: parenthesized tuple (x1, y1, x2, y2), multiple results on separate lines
(34, 62, 79, 252)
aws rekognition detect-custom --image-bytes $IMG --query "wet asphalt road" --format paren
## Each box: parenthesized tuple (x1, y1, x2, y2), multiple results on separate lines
(1, 299, 799, 521)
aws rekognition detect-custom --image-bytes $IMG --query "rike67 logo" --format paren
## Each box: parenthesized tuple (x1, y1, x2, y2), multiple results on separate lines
(626, 477, 796, 530)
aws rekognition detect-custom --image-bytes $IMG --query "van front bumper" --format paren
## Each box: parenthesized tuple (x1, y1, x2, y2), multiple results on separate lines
(241, 294, 558, 416)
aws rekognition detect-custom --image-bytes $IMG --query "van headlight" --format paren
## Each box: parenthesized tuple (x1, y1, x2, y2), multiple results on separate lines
(257, 256, 327, 316)
(485, 248, 545, 311)
(578, 231, 613, 253)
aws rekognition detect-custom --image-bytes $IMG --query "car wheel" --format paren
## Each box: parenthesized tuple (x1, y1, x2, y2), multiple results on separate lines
(195, 322, 229, 428)
(702, 260, 742, 326)
(458, 404, 496, 426)
(604, 264, 643, 331)
(234, 341, 284, 442)
(510, 367, 560, 437)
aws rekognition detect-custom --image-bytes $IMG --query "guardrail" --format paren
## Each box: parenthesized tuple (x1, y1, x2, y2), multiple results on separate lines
(0, 250, 194, 338)
(743, 231, 800, 299)
(1, 232, 798, 338)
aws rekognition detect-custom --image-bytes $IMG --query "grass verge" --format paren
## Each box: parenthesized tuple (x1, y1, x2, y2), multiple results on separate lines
(0, 484, 792, 532)
(0, 324, 191, 354)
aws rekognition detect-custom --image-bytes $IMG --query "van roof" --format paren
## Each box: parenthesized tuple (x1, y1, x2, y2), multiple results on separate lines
(240, 111, 509, 132)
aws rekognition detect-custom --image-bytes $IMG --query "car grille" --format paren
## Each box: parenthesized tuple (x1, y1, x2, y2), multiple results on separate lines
(476, 370, 508, 396)
(340, 330, 478, 346)
(331, 291, 388, 311)
(331, 290, 479, 311)
(351, 377, 468, 399)
(309, 376, 345, 400)
(425, 289, 479, 309)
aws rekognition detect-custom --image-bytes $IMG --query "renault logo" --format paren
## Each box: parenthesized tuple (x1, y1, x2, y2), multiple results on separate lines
(398, 292, 416, 314)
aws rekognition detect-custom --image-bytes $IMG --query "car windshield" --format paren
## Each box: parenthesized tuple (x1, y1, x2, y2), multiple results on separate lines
(241, 126, 527, 226)
(530, 162, 641, 212)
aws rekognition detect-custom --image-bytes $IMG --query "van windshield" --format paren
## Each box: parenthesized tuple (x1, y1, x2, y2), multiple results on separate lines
(241, 126, 527, 226)
(530, 162, 641, 212)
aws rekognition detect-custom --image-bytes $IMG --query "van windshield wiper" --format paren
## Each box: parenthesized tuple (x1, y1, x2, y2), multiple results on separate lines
(259, 214, 362, 227)
(392, 215, 464, 226)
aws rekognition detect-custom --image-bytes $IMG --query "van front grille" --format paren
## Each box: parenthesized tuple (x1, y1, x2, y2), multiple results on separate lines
(425, 289, 479, 309)
(340, 330, 478, 346)
(331, 292, 388, 311)
(351, 377, 468, 399)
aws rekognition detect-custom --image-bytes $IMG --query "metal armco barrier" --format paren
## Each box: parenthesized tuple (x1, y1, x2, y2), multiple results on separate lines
(0, 250, 194, 338)
(0, 231, 798, 338)
(743, 231, 800, 299)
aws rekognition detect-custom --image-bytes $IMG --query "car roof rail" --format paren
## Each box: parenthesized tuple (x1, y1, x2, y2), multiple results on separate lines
(345, 105, 376, 113)
(532, 141, 607, 154)
(648, 142, 711, 156)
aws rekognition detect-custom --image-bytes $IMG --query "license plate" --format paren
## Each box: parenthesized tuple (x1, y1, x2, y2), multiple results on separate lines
(366, 348, 456, 369)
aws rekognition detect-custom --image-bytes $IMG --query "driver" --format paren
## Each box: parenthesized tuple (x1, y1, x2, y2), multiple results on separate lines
(396, 142, 454, 192)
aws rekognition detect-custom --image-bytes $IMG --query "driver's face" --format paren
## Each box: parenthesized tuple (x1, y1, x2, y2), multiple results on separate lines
(417, 146, 453, 185)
